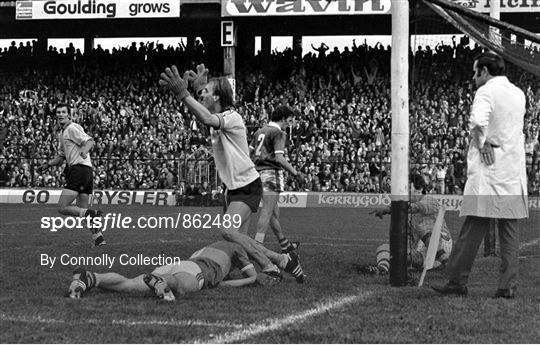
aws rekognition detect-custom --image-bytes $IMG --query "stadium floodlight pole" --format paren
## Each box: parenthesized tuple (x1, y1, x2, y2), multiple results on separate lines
(389, 0, 409, 286)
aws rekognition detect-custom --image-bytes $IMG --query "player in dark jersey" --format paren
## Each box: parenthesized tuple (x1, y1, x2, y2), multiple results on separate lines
(67, 241, 259, 301)
(250, 106, 305, 253)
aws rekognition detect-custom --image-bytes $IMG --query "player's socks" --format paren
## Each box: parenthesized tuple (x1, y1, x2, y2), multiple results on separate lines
(143, 274, 175, 301)
(376, 244, 390, 272)
(261, 265, 282, 284)
(68, 267, 96, 298)
(357, 264, 388, 276)
(84, 208, 106, 244)
(254, 232, 266, 243)
(92, 232, 106, 246)
(280, 240, 300, 254)
(283, 252, 305, 283)
(84, 209, 103, 218)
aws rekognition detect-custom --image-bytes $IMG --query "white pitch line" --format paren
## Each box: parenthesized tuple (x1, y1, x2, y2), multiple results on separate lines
(0, 313, 243, 329)
(111, 319, 244, 329)
(194, 291, 373, 344)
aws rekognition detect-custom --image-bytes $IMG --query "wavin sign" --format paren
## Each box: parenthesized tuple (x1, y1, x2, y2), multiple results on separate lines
(224, 0, 391, 16)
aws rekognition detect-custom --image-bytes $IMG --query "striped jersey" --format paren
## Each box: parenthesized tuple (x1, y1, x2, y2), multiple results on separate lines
(189, 241, 254, 289)
(409, 195, 452, 245)
(58, 122, 92, 168)
(250, 122, 286, 171)
(210, 110, 259, 190)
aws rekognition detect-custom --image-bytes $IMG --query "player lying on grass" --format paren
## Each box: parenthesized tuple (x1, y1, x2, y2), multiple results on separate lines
(358, 174, 453, 275)
(67, 240, 295, 301)
(249, 105, 303, 253)
(159, 63, 304, 283)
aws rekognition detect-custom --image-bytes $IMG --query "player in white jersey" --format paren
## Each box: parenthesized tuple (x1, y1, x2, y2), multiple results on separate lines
(38, 103, 105, 246)
(359, 174, 453, 275)
(159, 64, 305, 283)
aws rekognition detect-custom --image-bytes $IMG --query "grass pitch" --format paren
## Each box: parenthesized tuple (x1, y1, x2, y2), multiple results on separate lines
(0, 204, 539, 343)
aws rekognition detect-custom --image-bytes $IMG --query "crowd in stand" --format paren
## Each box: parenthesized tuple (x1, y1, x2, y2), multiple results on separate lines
(0, 37, 539, 196)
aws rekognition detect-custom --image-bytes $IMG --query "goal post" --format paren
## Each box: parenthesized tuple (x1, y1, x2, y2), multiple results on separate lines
(389, 0, 410, 286)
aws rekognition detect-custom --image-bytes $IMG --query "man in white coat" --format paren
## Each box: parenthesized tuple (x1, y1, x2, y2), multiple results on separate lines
(432, 52, 528, 298)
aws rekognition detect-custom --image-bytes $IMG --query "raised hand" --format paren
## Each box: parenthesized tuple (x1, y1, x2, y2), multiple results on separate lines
(159, 65, 190, 100)
(190, 64, 209, 94)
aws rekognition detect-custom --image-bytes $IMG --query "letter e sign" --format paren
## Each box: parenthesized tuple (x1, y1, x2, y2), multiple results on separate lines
(221, 21, 235, 47)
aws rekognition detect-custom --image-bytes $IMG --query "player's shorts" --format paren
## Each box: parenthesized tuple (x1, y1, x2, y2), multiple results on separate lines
(224, 177, 263, 213)
(65, 164, 93, 194)
(259, 169, 285, 193)
(152, 260, 204, 291)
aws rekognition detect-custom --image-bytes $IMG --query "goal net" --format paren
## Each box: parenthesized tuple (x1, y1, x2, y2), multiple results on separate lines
(405, 0, 540, 284)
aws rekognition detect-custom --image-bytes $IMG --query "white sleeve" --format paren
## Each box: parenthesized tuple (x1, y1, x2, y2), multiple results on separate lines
(216, 111, 242, 131)
(66, 124, 92, 146)
(58, 133, 66, 158)
(469, 86, 491, 148)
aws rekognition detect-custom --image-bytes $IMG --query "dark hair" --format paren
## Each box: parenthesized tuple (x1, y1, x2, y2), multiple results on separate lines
(54, 102, 71, 114)
(209, 77, 234, 109)
(270, 105, 295, 122)
(411, 173, 427, 193)
(474, 52, 505, 76)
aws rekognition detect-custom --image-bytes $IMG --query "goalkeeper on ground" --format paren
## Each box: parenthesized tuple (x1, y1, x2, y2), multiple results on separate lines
(359, 174, 453, 275)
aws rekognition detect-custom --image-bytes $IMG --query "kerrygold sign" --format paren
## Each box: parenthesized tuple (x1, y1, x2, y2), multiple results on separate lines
(222, 0, 392, 16)
(16, 0, 180, 20)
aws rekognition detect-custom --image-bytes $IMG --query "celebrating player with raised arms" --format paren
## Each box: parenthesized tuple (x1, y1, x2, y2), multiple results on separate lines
(38, 103, 105, 246)
(158, 64, 305, 283)
(250, 105, 304, 253)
